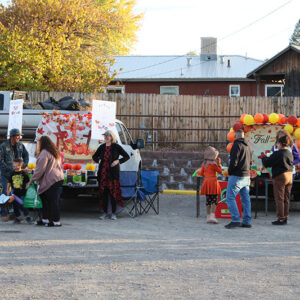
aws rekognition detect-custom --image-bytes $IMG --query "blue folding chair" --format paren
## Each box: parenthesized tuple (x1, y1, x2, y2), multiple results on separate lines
(120, 171, 139, 218)
(139, 170, 159, 215)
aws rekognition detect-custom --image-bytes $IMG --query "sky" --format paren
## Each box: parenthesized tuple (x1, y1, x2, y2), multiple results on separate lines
(132, 0, 300, 60)
(0, 0, 299, 60)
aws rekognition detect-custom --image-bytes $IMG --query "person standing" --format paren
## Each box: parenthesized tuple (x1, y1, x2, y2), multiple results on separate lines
(262, 135, 293, 225)
(271, 130, 300, 199)
(198, 146, 222, 224)
(7, 158, 32, 224)
(92, 130, 129, 220)
(225, 129, 252, 229)
(0, 128, 29, 221)
(26, 136, 64, 227)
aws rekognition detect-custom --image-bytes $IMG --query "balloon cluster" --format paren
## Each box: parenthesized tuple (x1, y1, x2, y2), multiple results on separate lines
(226, 113, 300, 152)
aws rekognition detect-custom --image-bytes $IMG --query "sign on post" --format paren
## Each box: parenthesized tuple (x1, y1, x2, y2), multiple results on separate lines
(7, 99, 23, 138)
(91, 100, 116, 140)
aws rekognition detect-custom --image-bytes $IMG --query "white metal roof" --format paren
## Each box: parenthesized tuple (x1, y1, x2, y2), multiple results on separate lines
(112, 55, 264, 81)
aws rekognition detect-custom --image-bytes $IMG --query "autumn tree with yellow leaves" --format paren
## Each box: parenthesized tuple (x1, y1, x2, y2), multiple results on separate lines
(0, 0, 141, 92)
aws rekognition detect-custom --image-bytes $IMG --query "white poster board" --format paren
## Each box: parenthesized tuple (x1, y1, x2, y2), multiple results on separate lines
(91, 100, 116, 140)
(7, 99, 23, 138)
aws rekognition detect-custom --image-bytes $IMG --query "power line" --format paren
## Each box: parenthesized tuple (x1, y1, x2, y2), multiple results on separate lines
(135, 0, 293, 78)
(220, 0, 293, 41)
(117, 0, 293, 76)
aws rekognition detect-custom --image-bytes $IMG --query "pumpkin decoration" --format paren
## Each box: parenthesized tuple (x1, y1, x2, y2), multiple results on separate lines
(72, 164, 82, 171)
(63, 164, 73, 170)
(86, 164, 96, 171)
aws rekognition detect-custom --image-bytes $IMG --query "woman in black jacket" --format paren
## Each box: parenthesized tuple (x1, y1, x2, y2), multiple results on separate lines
(92, 130, 129, 220)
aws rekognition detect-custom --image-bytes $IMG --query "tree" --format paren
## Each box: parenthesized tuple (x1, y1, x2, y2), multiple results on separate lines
(290, 19, 300, 46)
(0, 0, 142, 92)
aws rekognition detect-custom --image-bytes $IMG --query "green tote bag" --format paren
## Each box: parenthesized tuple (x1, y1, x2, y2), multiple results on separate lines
(23, 184, 43, 209)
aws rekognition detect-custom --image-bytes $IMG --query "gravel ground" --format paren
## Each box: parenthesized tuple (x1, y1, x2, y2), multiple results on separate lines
(0, 194, 300, 300)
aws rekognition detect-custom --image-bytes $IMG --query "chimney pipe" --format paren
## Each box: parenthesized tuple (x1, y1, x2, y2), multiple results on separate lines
(187, 57, 192, 67)
(227, 59, 231, 68)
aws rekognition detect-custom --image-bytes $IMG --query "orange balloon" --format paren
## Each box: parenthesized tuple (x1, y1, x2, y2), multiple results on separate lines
(296, 118, 300, 127)
(254, 113, 264, 124)
(277, 114, 285, 125)
(227, 131, 235, 142)
(227, 143, 233, 153)
(297, 139, 300, 149)
(240, 114, 247, 123)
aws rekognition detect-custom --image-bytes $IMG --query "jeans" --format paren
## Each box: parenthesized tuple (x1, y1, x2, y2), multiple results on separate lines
(0, 175, 9, 216)
(13, 196, 29, 218)
(226, 176, 251, 225)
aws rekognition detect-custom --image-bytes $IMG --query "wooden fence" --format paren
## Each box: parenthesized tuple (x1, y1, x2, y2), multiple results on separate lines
(26, 92, 300, 150)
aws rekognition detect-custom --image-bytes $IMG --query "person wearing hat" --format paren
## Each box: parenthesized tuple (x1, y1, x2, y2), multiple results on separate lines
(0, 128, 29, 221)
(198, 146, 222, 224)
(92, 130, 129, 220)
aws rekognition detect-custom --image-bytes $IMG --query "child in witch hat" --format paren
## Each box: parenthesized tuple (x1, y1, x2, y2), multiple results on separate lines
(198, 146, 222, 224)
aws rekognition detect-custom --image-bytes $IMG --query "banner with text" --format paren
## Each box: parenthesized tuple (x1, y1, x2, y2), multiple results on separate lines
(245, 124, 284, 171)
(91, 100, 116, 140)
(7, 99, 23, 138)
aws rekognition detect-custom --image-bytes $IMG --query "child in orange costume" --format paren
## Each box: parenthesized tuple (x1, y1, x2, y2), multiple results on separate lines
(198, 146, 222, 224)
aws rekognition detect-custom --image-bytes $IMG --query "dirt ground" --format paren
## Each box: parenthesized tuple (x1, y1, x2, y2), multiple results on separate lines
(0, 194, 300, 300)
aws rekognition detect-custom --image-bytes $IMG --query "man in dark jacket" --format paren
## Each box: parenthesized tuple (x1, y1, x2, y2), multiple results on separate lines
(225, 129, 252, 229)
(0, 128, 29, 221)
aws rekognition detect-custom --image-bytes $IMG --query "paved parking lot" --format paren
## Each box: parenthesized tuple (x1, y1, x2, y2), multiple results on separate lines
(0, 194, 300, 299)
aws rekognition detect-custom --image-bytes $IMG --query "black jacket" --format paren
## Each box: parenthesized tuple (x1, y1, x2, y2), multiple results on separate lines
(92, 143, 130, 180)
(228, 138, 252, 177)
(262, 149, 293, 178)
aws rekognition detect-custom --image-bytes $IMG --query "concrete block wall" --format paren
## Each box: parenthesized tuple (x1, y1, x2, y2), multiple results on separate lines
(141, 151, 229, 191)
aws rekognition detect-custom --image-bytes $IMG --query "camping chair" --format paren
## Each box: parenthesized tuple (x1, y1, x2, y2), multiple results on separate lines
(139, 170, 159, 215)
(120, 171, 140, 218)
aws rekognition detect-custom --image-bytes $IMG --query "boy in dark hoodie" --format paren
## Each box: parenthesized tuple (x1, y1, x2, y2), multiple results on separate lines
(225, 129, 252, 229)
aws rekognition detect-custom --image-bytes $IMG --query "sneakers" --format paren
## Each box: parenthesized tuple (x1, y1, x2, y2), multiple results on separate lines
(272, 219, 287, 225)
(210, 213, 218, 224)
(45, 222, 62, 227)
(35, 220, 45, 226)
(240, 223, 252, 228)
(111, 214, 117, 220)
(224, 222, 241, 229)
(206, 215, 212, 223)
(99, 213, 108, 220)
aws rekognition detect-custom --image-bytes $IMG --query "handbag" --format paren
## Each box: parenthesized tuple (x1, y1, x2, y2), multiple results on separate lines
(23, 184, 43, 208)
